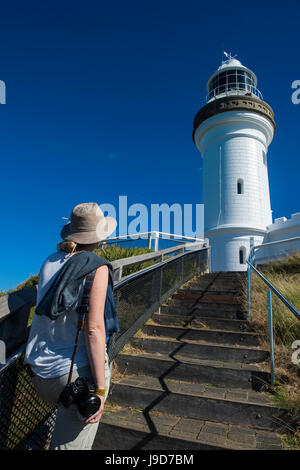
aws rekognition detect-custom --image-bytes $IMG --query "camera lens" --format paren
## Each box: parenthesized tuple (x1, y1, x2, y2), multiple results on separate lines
(78, 395, 101, 419)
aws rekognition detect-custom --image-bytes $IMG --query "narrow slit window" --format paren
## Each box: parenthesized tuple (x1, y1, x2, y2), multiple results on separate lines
(237, 179, 244, 194)
(262, 151, 267, 165)
(239, 247, 246, 265)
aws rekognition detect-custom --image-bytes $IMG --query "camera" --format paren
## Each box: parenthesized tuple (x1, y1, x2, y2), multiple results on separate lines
(59, 377, 101, 419)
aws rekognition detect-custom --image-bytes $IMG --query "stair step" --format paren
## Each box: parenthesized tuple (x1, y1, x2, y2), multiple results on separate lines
(143, 324, 262, 347)
(172, 292, 241, 303)
(160, 304, 246, 320)
(165, 299, 242, 309)
(108, 377, 295, 432)
(95, 406, 283, 450)
(178, 286, 242, 294)
(152, 313, 252, 332)
(116, 352, 270, 391)
(130, 336, 269, 364)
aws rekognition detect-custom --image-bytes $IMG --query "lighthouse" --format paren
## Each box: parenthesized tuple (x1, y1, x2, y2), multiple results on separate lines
(193, 53, 276, 271)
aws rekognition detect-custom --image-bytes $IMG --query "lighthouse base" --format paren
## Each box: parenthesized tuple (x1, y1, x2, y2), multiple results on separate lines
(206, 228, 266, 272)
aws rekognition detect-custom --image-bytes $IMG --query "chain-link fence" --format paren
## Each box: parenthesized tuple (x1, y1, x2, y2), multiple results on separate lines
(0, 247, 208, 450)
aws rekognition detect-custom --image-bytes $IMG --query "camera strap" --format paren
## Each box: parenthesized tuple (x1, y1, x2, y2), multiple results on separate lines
(67, 270, 97, 385)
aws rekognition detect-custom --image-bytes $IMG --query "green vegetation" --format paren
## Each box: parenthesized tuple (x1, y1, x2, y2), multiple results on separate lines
(95, 244, 154, 276)
(0, 244, 155, 297)
(241, 254, 300, 448)
(0, 274, 39, 298)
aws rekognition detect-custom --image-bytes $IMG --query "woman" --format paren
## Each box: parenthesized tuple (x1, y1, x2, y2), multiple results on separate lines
(24, 202, 119, 450)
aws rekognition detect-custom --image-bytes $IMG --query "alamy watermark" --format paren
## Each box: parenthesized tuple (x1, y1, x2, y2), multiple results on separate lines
(0, 80, 6, 104)
(291, 80, 300, 104)
(99, 196, 204, 239)
(291, 340, 300, 365)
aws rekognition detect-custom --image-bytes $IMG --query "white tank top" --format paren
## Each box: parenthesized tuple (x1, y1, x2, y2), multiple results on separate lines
(24, 251, 90, 378)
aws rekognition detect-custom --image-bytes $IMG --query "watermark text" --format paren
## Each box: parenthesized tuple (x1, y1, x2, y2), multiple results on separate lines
(291, 80, 300, 104)
(0, 80, 6, 104)
(291, 340, 300, 365)
(99, 196, 204, 239)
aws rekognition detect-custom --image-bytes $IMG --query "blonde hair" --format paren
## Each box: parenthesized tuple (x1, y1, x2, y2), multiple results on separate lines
(57, 241, 77, 253)
(57, 241, 101, 253)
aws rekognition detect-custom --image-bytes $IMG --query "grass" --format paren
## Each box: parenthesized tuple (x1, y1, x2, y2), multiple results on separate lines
(240, 254, 300, 448)
(0, 244, 155, 297)
(94, 244, 154, 276)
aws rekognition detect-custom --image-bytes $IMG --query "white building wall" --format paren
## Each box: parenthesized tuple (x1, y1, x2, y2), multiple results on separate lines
(209, 231, 264, 271)
(194, 110, 274, 271)
(197, 111, 273, 233)
(254, 213, 300, 264)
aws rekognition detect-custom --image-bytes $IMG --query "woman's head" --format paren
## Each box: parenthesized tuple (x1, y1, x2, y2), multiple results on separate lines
(58, 202, 117, 253)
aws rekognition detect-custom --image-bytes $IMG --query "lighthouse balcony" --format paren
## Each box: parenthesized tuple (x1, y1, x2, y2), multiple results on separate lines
(206, 84, 263, 103)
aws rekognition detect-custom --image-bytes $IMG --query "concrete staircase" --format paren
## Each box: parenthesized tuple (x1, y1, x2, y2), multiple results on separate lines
(94, 272, 294, 450)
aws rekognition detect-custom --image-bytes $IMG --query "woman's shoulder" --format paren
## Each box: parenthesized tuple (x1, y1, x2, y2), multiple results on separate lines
(39, 251, 73, 277)
(46, 251, 73, 263)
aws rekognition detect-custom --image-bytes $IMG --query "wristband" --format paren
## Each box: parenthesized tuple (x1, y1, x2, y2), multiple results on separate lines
(95, 388, 106, 396)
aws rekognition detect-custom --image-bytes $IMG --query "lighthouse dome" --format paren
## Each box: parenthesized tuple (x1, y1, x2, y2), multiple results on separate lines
(206, 53, 262, 102)
(217, 58, 243, 70)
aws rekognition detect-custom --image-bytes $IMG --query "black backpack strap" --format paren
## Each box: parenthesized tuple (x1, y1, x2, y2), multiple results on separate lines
(67, 269, 97, 384)
(76, 270, 97, 321)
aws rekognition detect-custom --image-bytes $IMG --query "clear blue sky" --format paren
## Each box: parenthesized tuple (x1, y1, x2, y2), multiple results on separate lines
(0, 0, 299, 291)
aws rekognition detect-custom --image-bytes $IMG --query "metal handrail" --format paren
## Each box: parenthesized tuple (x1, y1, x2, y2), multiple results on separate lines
(104, 231, 205, 251)
(115, 242, 208, 288)
(206, 85, 263, 103)
(247, 260, 300, 321)
(246, 238, 300, 386)
(247, 235, 300, 319)
(249, 236, 300, 264)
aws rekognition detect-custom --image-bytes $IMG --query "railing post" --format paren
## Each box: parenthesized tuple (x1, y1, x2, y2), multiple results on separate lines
(148, 233, 152, 250)
(207, 244, 211, 273)
(247, 264, 251, 321)
(114, 266, 123, 282)
(268, 288, 275, 387)
(158, 265, 163, 315)
(247, 239, 254, 321)
(180, 251, 184, 282)
(153, 232, 159, 252)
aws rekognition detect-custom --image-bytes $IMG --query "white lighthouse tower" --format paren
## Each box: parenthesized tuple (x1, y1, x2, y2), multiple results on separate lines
(193, 53, 276, 271)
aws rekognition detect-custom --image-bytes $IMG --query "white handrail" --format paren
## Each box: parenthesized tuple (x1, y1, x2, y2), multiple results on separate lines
(105, 231, 205, 243)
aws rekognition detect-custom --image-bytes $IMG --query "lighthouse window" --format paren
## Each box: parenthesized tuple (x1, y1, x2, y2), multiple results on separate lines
(263, 151, 266, 165)
(237, 179, 244, 194)
(219, 76, 226, 86)
(239, 247, 246, 265)
(207, 68, 261, 101)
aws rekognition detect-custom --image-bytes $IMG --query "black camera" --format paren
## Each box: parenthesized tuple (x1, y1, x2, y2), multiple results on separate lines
(59, 377, 101, 419)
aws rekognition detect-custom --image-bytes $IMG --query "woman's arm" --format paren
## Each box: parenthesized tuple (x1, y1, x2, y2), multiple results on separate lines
(84, 264, 108, 423)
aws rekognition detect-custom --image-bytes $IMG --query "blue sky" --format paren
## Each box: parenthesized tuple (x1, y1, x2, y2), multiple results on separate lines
(0, 0, 299, 291)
